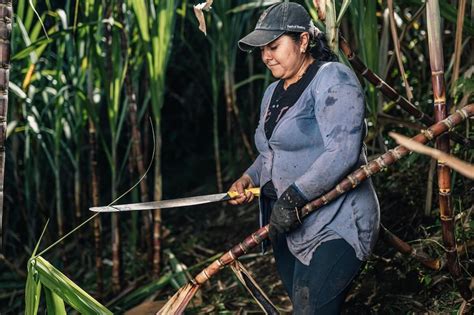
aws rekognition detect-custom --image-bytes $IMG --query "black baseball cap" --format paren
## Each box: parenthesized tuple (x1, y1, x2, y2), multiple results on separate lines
(238, 1, 311, 52)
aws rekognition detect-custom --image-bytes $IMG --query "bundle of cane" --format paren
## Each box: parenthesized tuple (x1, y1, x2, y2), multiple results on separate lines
(157, 105, 473, 314)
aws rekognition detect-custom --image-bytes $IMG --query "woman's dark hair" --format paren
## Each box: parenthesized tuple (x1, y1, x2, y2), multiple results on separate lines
(285, 31, 338, 63)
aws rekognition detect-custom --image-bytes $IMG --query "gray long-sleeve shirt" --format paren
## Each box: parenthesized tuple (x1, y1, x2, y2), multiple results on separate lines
(245, 62, 380, 265)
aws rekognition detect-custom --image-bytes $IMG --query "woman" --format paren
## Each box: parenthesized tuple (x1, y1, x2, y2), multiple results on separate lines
(228, 2, 380, 314)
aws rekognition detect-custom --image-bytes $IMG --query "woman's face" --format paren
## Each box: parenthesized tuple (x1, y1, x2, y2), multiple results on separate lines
(260, 34, 308, 81)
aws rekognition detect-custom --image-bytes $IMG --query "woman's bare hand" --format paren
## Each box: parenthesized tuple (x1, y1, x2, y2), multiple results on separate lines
(228, 174, 255, 205)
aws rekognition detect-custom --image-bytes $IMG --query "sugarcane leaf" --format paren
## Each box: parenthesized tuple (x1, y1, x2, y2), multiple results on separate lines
(336, 0, 352, 26)
(12, 21, 105, 61)
(131, 0, 150, 42)
(43, 287, 66, 315)
(165, 250, 189, 286)
(25, 259, 42, 315)
(405, 0, 474, 35)
(113, 273, 172, 309)
(34, 256, 113, 314)
(234, 74, 266, 91)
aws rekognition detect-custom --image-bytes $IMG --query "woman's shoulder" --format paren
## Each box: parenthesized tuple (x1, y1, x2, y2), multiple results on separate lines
(313, 61, 361, 92)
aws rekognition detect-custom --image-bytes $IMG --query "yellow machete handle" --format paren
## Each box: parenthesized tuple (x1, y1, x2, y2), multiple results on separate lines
(227, 187, 260, 199)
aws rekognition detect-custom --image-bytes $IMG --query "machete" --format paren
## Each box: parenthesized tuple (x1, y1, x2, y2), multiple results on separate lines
(89, 188, 260, 212)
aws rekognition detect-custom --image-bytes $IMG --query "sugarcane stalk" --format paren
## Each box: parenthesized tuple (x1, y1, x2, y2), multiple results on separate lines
(426, 0, 472, 302)
(153, 127, 162, 277)
(387, 0, 413, 101)
(0, 0, 12, 251)
(379, 224, 440, 270)
(338, 36, 471, 147)
(118, 0, 153, 266)
(451, 0, 466, 100)
(89, 120, 103, 299)
(157, 105, 474, 314)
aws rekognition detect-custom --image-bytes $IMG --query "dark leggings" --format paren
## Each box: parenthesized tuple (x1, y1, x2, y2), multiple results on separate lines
(273, 232, 363, 314)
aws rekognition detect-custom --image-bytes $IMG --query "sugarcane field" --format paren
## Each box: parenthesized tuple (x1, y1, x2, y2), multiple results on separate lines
(1, 0, 474, 314)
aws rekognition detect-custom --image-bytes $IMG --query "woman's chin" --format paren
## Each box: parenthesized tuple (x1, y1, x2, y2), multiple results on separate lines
(269, 70, 283, 79)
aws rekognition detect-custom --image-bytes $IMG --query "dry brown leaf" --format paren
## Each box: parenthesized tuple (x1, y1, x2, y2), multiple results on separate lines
(193, 0, 213, 35)
(389, 132, 474, 179)
(313, 0, 326, 21)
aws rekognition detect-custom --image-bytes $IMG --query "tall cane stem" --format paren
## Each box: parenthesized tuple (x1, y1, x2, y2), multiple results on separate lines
(426, 0, 472, 302)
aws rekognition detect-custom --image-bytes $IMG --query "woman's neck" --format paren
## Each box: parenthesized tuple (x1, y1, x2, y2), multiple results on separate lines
(283, 55, 315, 89)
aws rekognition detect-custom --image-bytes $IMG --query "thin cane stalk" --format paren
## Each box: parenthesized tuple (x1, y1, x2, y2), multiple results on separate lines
(158, 105, 474, 314)
(387, 0, 413, 101)
(451, 0, 466, 100)
(0, 0, 12, 250)
(380, 224, 440, 270)
(118, 0, 153, 267)
(426, 0, 472, 301)
(131, 0, 178, 278)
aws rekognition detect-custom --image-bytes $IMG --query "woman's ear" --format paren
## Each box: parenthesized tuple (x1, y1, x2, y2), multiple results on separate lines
(299, 32, 310, 53)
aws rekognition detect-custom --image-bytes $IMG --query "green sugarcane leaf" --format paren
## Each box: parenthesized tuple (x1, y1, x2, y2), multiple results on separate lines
(131, 0, 150, 42)
(44, 287, 66, 315)
(165, 249, 189, 286)
(25, 259, 41, 315)
(112, 273, 172, 309)
(34, 256, 112, 314)
(336, 0, 352, 26)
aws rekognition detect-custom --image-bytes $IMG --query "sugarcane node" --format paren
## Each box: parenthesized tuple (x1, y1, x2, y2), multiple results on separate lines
(440, 214, 454, 221)
(228, 249, 236, 261)
(300, 205, 310, 217)
(321, 195, 329, 205)
(439, 188, 450, 196)
(376, 81, 383, 89)
(204, 269, 212, 280)
(431, 70, 444, 76)
(251, 233, 260, 244)
(216, 259, 224, 268)
(421, 129, 435, 140)
(445, 247, 457, 253)
(362, 165, 373, 177)
(390, 148, 402, 160)
(361, 67, 369, 75)
(195, 271, 209, 284)
(347, 174, 358, 188)
(335, 184, 344, 194)
(457, 108, 468, 119)
(375, 156, 387, 169)
(239, 242, 248, 254)
(442, 116, 454, 129)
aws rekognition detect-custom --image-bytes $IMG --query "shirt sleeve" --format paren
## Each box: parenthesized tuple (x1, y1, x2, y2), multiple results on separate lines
(294, 82, 365, 200)
(244, 154, 262, 186)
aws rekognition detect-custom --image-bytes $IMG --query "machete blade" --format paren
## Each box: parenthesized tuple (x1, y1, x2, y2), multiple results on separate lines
(90, 192, 231, 212)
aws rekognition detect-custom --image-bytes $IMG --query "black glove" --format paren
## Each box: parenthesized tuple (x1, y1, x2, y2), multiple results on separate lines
(269, 184, 308, 235)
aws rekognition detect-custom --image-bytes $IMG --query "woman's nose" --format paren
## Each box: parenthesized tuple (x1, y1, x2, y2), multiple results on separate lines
(261, 47, 271, 61)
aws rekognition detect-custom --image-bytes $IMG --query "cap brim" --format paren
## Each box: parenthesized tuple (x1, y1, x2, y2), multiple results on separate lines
(238, 29, 285, 52)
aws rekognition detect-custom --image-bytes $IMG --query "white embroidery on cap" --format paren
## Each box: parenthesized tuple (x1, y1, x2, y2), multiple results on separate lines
(287, 24, 305, 30)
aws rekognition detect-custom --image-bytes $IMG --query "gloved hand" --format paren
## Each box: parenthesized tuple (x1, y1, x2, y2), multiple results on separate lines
(269, 184, 308, 235)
